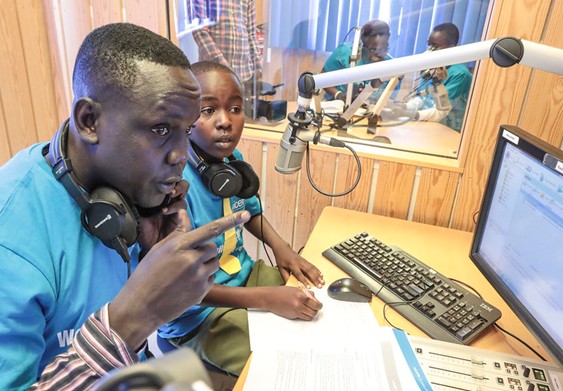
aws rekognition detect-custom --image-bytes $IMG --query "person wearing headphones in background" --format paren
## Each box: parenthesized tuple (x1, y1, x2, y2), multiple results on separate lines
(322, 19, 399, 105)
(159, 61, 325, 383)
(386, 23, 473, 131)
(0, 23, 251, 390)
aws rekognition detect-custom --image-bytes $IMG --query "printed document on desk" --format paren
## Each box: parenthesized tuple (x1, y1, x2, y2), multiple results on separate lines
(245, 288, 426, 391)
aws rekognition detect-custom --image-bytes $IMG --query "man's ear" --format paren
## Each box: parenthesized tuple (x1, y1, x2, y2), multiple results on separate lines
(72, 97, 101, 144)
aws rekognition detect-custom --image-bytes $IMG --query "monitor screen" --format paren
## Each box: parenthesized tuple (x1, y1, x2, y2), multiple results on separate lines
(470, 125, 563, 366)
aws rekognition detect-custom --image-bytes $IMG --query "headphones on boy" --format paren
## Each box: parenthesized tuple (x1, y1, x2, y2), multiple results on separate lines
(43, 119, 139, 263)
(187, 139, 260, 199)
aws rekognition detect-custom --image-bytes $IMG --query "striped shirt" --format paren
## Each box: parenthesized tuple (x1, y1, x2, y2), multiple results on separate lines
(30, 304, 139, 390)
(192, 0, 262, 81)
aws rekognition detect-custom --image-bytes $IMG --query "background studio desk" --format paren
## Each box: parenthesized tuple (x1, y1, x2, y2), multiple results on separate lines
(234, 206, 554, 390)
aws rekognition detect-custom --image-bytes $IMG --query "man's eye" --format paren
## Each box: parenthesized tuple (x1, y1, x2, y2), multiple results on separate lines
(201, 107, 215, 116)
(151, 126, 170, 136)
(230, 106, 242, 114)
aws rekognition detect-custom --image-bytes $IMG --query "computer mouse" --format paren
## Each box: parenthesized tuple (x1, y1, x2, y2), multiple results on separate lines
(327, 278, 372, 303)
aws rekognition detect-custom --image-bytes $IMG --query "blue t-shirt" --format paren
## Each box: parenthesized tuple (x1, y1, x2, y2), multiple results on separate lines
(0, 143, 139, 389)
(322, 42, 400, 101)
(158, 149, 261, 339)
(415, 63, 473, 131)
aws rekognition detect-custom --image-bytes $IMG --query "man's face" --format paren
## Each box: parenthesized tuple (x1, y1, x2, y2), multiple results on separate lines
(428, 31, 452, 51)
(92, 61, 201, 208)
(362, 33, 389, 63)
(188, 70, 245, 161)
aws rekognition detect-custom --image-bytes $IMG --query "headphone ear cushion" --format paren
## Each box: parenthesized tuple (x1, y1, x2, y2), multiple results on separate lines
(82, 187, 139, 248)
(229, 160, 260, 199)
(202, 163, 243, 198)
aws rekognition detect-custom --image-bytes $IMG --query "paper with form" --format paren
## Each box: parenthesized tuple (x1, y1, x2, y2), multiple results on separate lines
(245, 287, 422, 390)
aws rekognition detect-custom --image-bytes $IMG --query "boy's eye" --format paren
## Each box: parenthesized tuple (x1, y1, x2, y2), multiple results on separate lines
(201, 107, 215, 116)
(151, 126, 170, 136)
(230, 106, 242, 114)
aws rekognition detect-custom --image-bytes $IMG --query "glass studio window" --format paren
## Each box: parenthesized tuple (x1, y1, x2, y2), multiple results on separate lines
(176, 0, 492, 159)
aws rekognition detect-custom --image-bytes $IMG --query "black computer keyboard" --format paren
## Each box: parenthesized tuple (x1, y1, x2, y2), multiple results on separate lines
(322, 232, 502, 345)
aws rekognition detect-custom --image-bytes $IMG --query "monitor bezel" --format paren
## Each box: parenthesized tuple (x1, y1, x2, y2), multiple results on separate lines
(469, 124, 563, 366)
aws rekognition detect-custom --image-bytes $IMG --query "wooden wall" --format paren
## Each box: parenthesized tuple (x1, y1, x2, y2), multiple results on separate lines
(1, 0, 561, 257)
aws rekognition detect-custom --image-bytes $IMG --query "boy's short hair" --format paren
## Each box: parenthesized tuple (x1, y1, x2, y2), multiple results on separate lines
(73, 23, 191, 99)
(191, 61, 240, 82)
(432, 23, 460, 46)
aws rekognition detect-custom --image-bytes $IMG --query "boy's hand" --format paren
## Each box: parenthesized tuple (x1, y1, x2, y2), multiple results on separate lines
(275, 246, 325, 289)
(109, 209, 251, 350)
(264, 286, 323, 321)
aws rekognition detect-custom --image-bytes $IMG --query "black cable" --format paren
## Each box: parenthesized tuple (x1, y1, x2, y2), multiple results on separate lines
(494, 323, 547, 362)
(255, 193, 275, 267)
(449, 277, 547, 360)
(300, 137, 362, 197)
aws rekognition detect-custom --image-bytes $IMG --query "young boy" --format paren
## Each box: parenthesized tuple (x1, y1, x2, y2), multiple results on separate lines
(158, 61, 325, 377)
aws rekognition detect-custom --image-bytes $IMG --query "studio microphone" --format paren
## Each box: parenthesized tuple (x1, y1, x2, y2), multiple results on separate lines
(420, 47, 437, 80)
(275, 123, 346, 174)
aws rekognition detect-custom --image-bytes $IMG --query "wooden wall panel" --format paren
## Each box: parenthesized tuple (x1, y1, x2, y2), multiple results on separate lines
(16, 0, 60, 142)
(451, 0, 558, 232)
(125, 0, 161, 34)
(91, 0, 122, 28)
(518, 1, 563, 147)
(372, 161, 416, 219)
(263, 143, 298, 245)
(0, 0, 39, 155)
(57, 0, 93, 92)
(412, 168, 459, 227)
(332, 155, 374, 213)
(294, 150, 337, 252)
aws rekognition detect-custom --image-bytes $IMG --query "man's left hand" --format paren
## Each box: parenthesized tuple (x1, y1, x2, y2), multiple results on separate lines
(137, 180, 190, 256)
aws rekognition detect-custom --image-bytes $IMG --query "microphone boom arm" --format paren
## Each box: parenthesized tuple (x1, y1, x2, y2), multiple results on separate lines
(298, 37, 563, 100)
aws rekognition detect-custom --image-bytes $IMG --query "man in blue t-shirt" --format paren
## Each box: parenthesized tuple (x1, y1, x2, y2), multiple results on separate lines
(0, 23, 249, 390)
(322, 19, 399, 104)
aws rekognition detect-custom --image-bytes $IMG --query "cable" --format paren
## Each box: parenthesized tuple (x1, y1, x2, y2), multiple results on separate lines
(302, 140, 362, 197)
(493, 323, 547, 362)
(255, 194, 274, 267)
(449, 277, 547, 361)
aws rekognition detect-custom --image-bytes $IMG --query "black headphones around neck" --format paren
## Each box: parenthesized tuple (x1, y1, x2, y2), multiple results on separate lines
(187, 139, 260, 199)
(44, 119, 139, 262)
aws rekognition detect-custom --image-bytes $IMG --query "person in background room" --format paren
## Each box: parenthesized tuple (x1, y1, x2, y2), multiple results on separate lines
(160, 61, 325, 380)
(0, 22, 250, 390)
(191, 0, 263, 84)
(386, 23, 473, 131)
(322, 19, 399, 104)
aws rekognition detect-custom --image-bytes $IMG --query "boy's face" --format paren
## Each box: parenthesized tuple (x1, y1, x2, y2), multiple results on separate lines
(189, 69, 244, 161)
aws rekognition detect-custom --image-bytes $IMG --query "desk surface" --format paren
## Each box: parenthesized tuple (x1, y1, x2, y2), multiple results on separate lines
(234, 206, 552, 390)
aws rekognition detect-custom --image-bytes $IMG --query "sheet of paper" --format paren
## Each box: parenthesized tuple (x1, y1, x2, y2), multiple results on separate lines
(243, 349, 389, 391)
(248, 287, 381, 352)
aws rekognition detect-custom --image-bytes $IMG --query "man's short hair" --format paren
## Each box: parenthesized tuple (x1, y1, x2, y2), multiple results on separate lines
(361, 19, 390, 38)
(433, 23, 460, 46)
(72, 23, 191, 99)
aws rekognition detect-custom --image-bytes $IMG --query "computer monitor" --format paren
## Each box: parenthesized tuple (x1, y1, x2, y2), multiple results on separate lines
(470, 124, 563, 366)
